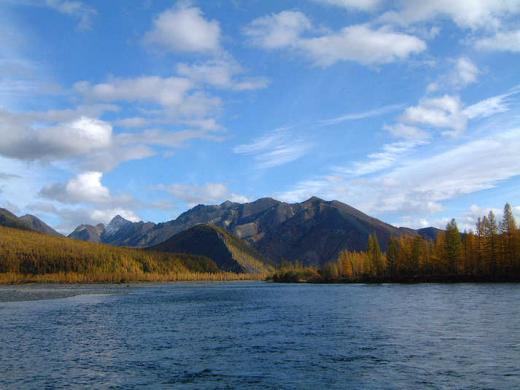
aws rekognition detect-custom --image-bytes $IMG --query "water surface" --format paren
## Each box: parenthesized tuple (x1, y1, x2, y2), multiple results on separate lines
(0, 282, 519, 389)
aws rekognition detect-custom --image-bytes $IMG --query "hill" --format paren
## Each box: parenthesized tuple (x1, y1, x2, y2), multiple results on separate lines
(148, 224, 271, 274)
(0, 225, 263, 283)
(18, 214, 62, 237)
(0, 208, 31, 231)
(0, 208, 62, 236)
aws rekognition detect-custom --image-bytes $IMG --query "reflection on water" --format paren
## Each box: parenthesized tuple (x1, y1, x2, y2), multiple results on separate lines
(0, 282, 519, 389)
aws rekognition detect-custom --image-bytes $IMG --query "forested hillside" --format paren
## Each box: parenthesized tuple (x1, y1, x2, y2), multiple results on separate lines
(0, 226, 263, 283)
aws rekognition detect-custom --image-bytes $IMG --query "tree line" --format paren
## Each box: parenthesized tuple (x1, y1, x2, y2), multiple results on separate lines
(272, 203, 520, 283)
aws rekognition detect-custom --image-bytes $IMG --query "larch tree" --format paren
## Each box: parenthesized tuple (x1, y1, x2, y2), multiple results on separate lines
(444, 219, 462, 275)
(367, 233, 384, 277)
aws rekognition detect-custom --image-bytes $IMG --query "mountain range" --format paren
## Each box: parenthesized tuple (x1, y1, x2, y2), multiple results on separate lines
(1, 198, 442, 268)
(65, 197, 439, 266)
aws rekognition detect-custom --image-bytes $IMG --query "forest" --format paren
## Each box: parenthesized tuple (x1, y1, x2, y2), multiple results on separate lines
(272, 203, 520, 283)
(0, 226, 264, 283)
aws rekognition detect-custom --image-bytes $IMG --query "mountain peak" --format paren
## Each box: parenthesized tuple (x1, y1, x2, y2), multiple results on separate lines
(220, 200, 236, 207)
(109, 215, 129, 225)
(303, 196, 325, 204)
(105, 215, 131, 236)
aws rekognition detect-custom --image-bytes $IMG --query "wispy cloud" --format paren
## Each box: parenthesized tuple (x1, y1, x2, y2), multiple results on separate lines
(318, 103, 404, 126)
(279, 89, 520, 216)
(234, 128, 311, 169)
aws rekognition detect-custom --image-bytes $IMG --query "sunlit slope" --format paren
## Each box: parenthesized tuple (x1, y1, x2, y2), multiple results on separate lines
(0, 225, 221, 279)
(149, 224, 272, 274)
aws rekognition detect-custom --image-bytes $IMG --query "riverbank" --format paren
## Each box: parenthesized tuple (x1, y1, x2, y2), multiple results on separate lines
(0, 272, 267, 284)
(268, 269, 520, 283)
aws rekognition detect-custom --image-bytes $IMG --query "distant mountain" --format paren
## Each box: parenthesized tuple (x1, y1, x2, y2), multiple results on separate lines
(72, 197, 425, 266)
(18, 214, 62, 237)
(0, 208, 31, 231)
(0, 208, 62, 236)
(148, 224, 270, 274)
(101, 216, 155, 246)
(417, 227, 443, 241)
(68, 224, 105, 243)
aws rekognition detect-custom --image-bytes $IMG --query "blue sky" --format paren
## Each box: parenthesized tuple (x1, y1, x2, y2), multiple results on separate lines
(1, 0, 520, 233)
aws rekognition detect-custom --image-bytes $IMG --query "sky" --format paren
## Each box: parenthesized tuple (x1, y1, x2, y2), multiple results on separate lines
(1, 0, 520, 234)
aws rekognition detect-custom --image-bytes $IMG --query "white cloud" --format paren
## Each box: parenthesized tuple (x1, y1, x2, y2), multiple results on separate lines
(75, 77, 193, 108)
(455, 57, 479, 87)
(40, 171, 111, 204)
(176, 59, 268, 91)
(75, 76, 222, 123)
(300, 25, 426, 66)
(311, 0, 381, 11)
(426, 57, 480, 93)
(401, 95, 467, 136)
(0, 105, 224, 171)
(389, 89, 513, 140)
(144, 4, 221, 53)
(384, 123, 430, 141)
(0, 114, 112, 161)
(380, 1, 520, 30)
(244, 11, 312, 49)
(234, 128, 311, 169)
(45, 0, 97, 30)
(159, 183, 248, 206)
(245, 12, 426, 67)
(475, 29, 520, 52)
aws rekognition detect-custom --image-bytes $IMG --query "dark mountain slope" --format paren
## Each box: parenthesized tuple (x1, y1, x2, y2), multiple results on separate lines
(0, 208, 62, 236)
(251, 197, 406, 265)
(148, 224, 270, 273)
(417, 227, 443, 241)
(0, 208, 31, 231)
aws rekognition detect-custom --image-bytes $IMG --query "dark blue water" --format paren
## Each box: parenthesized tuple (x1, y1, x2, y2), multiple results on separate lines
(0, 282, 519, 389)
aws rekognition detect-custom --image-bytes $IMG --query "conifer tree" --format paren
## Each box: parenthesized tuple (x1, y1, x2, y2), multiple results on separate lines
(501, 203, 517, 273)
(367, 233, 384, 276)
(386, 237, 399, 278)
(444, 219, 462, 275)
(484, 211, 499, 276)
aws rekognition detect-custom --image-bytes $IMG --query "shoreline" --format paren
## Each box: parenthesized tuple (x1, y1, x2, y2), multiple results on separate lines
(0, 272, 267, 285)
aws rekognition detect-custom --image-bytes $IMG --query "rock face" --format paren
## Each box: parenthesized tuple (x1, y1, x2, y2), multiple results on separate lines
(148, 224, 270, 274)
(0, 208, 62, 236)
